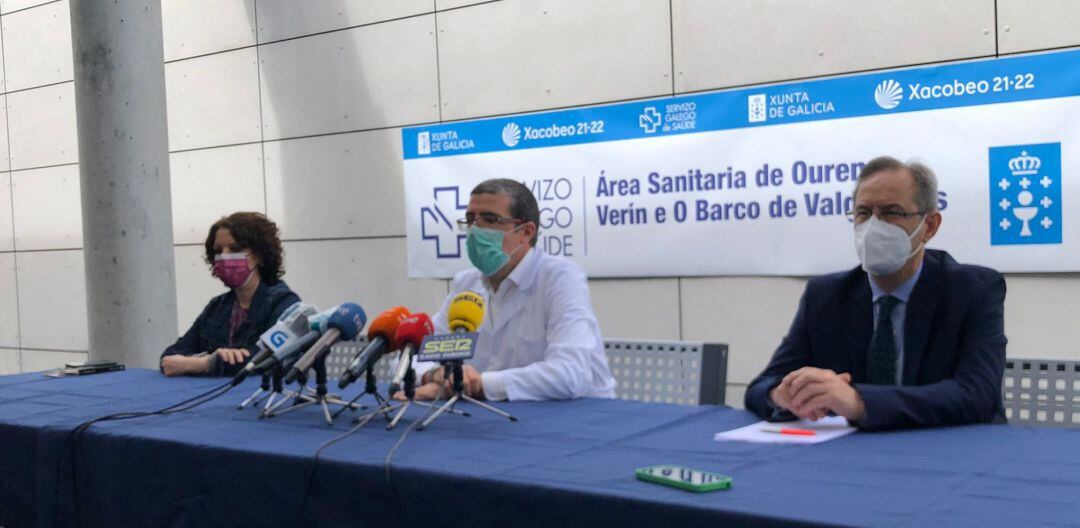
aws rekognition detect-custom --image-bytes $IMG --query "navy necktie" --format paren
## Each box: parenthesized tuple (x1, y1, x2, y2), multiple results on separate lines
(867, 295, 900, 385)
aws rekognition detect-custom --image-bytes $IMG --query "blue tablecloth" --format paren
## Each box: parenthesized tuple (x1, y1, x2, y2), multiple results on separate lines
(0, 369, 1077, 528)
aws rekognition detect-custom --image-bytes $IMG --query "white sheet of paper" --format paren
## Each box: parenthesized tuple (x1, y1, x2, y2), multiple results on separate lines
(714, 416, 856, 445)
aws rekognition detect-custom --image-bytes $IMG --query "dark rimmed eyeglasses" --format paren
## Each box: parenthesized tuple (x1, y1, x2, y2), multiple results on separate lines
(845, 207, 925, 224)
(456, 212, 524, 231)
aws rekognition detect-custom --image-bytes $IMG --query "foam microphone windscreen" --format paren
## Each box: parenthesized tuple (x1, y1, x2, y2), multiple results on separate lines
(368, 306, 411, 345)
(328, 302, 367, 341)
(395, 313, 434, 350)
(448, 291, 485, 332)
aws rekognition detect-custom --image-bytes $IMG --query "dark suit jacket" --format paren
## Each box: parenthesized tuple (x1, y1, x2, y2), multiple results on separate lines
(161, 280, 300, 377)
(745, 249, 1007, 431)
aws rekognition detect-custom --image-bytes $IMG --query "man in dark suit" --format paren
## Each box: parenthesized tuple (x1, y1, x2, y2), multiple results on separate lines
(745, 157, 1007, 431)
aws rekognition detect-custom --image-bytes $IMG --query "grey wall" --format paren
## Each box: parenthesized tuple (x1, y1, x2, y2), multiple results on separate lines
(1, 0, 1078, 407)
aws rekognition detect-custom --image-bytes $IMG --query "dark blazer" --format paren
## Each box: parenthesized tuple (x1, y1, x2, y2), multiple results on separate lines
(745, 249, 1007, 431)
(161, 280, 300, 377)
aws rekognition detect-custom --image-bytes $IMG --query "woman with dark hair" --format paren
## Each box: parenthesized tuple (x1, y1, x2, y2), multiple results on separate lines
(160, 212, 301, 377)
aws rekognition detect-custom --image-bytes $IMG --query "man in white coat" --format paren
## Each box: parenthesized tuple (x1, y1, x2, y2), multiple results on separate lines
(411, 178, 616, 402)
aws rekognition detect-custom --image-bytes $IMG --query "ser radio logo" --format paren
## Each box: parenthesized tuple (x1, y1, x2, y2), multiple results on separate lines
(417, 332, 479, 362)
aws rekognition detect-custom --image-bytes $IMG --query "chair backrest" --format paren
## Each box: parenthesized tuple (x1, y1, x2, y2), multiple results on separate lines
(326, 337, 729, 406)
(326, 337, 395, 382)
(605, 339, 727, 405)
(1003, 358, 1080, 427)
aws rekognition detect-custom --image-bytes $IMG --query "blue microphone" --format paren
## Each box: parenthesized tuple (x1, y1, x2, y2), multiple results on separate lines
(283, 302, 367, 384)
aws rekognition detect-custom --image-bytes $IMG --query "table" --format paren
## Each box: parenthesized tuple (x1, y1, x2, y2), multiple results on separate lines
(0, 369, 1077, 528)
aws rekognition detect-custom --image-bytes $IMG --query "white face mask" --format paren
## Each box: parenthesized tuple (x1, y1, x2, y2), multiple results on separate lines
(853, 215, 926, 276)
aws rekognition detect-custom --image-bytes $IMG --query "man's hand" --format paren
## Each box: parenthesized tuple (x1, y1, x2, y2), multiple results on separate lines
(393, 382, 443, 401)
(161, 354, 211, 377)
(445, 364, 484, 399)
(775, 367, 865, 422)
(769, 382, 795, 412)
(213, 348, 250, 366)
(422, 365, 485, 399)
(422, 366, 446, 386)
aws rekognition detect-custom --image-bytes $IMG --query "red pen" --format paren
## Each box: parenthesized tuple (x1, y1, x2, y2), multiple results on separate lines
(760, 427, 817, 436)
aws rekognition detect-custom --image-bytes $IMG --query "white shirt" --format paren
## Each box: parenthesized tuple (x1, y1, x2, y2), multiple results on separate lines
(414, 248, 616, 401)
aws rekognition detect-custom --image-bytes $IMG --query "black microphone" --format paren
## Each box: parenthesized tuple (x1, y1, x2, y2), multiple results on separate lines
(337, 306, 411, 389)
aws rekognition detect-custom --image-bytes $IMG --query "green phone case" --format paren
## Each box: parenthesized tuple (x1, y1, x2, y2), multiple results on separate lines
(635, 465, 732, 492)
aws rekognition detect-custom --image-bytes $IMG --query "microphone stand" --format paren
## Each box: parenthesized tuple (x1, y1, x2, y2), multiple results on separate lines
(332, 353, 393, 422)
(263, 356, 365, 425)
(258, 362, 300, 417)
(417, 359, 516, 431)
(238, 371, 273, 409)
(380, 352, 469, 430)
(385, 365, 417, 430)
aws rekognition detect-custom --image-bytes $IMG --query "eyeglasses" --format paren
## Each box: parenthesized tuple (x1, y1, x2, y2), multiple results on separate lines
(456, 212, 523, 231)
(845, 207, 925, 224)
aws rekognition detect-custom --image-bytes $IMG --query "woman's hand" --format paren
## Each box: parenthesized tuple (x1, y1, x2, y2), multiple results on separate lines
(161, 354, 212, 376)
(213, 348, 251, 366)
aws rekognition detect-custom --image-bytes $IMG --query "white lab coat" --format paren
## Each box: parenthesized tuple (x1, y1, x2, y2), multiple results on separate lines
(415, 248, 616, 401)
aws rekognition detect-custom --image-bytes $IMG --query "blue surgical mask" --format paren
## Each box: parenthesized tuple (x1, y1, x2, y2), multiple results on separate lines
(467, 225, 524, 276)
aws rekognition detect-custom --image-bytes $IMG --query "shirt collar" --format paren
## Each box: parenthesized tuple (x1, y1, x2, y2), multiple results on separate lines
(869, 259, 923, 304)
(482, 246, 541, 293)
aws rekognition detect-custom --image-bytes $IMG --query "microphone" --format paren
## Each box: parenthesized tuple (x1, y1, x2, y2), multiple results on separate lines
(232, 302, 318, 385)
(249, 325, 320, 374)
(247, 302, 315, 366)
(337, 306, 411, 389)
(419, 291, 486, 388)
(306, 304, 340, 334)
(389, 313, 434, 394)
(283, 302, 367, 384)
(448, 291, 485, 333)
(275, 304, 339, 375)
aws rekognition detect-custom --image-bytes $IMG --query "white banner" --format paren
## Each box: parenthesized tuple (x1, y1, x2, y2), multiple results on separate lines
(403, 50, 1077, 278)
